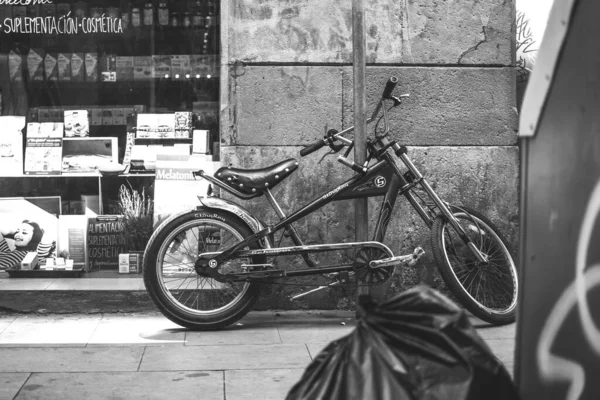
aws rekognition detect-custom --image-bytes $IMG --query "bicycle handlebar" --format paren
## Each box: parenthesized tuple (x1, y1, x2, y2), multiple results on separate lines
(300, 138, 326, 157)
(301, 76, 399, 158)
(382, 76, 398, 99)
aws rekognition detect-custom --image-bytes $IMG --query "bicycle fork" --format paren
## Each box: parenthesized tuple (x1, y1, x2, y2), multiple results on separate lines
(386, 145, 489, 264)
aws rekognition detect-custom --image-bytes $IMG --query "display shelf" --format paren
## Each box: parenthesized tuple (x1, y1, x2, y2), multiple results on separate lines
(6, 268, 86, 278)
(134, 138, 193, 144)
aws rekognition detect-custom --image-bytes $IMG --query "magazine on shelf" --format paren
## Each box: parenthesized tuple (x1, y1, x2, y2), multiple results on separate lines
(0, 116, 25, 176)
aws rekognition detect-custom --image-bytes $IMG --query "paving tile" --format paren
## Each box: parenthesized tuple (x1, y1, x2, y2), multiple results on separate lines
(475, 323, 516, 340)
(140, 344, 311, 371)
(484, 338, 515, 365)
(0, 315, 17, 335)
(306, 343, 334, 360)
(45, 278, 144, 291)
(275, 311, 356, 344)
(186, 312, 280, 346)
(0, 279, 55, 290)
(225, 369, 305, 400)
(87, 313, 186, 346)
(0, 373, 29, 400)
(14, 371, 223, 400)
(0, 314, 101, 347)
(0, 347, 144, 373)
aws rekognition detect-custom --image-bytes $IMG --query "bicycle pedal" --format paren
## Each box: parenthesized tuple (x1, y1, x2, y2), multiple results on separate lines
(369, 247, 425, 269)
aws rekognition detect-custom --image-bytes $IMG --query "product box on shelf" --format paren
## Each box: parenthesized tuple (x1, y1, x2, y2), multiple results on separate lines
(27, 48, 45, 81)
(9, 50, 23, 81)
(37, 108, 50, 122)
(113, 108, 126, 125)
(44, 53, 58, 81)
(174, 112, 192, 131)
(20, 252, 38, 271)
(136, 113, 176, 138)
(192, 130, 209, 154)
(0, 116, 25, 177)
(133, 56, 152, 80)
(100, 54, 117, 82)
(170, 55, 191, 78)
(24, 137, 63, 175)
(71, 53, 85, 82)
(102, 109, 114, 125)
(153, 154, 219, 227)
(27, 122, 64, 138)
(64, 110, 90, 137)
(116, 56, 134, 81)
(61, 137, 118, 174)
(91, 108, 103, 125)
(152, 55, 171, 78)
(57, 52, 72, 81)
(190, 54, 214, 77)
(57, 215, 88, 270)
(84, 52, 98, 81)
(49, 108, 62, 122)
(118, 253, 141, 273)
(28, 108, 39, 122)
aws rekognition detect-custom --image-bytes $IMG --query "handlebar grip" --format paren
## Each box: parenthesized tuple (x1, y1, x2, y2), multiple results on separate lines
(300, 139, 326, 157)
(382, 76, 398, 99)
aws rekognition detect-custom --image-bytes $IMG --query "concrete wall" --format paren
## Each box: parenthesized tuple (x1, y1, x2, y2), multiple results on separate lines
(220, 0, 518, 309)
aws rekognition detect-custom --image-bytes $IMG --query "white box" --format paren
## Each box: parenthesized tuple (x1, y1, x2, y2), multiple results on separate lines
(192, 130, 209, 154)
(119, 253, 130, 273)
(21, 252, 38, 270)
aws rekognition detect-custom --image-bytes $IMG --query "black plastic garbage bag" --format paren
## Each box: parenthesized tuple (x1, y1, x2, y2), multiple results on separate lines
(286, 286, 519, 400)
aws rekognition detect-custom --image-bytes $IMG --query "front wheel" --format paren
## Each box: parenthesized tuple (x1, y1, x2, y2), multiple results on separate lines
(143, 209, 264, 330)
(431, 206, 518, 325)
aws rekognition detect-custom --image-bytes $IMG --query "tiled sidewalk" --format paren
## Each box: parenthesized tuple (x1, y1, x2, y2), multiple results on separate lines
(0, 311, 517, 400)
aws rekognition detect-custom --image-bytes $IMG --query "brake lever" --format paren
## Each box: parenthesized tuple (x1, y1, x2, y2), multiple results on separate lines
(390, 93, 410, 107)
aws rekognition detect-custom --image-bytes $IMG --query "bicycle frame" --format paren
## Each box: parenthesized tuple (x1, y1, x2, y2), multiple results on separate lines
(195, 98, 486, 277)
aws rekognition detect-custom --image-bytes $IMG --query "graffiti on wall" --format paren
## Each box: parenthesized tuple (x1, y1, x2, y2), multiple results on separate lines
(515, 11, 537, 83)
(536, 179, 600, 400)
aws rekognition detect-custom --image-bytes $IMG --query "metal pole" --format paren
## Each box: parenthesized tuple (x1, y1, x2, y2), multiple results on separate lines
(352, 0, 369, 299)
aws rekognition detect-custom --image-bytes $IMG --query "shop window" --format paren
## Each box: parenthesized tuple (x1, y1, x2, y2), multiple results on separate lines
(0, 0, 220, 274)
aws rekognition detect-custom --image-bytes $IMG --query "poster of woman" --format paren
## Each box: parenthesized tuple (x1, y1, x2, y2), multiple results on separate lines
(0, 198, 58, 270)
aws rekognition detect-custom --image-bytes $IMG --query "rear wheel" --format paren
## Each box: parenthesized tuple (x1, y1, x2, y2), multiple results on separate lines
(431, 206, 518, 325)
(143, 209, 263, 330)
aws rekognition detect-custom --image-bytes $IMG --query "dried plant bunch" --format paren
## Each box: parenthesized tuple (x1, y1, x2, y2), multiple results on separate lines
(118, 184, 154, 252)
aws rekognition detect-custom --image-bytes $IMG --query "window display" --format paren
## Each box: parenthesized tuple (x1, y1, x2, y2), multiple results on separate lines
(0, 0, 220, 275)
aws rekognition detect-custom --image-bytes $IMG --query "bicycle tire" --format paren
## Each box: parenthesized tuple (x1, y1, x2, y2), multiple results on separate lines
(431, 205, 518, 325)
(143, 208, 264, 330)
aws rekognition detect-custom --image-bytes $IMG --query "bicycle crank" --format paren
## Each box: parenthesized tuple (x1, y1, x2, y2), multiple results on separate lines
(354, 246, 394, 284)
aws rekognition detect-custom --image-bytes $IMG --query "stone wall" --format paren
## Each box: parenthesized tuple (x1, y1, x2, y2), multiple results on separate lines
(220, 0, 518, 309)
